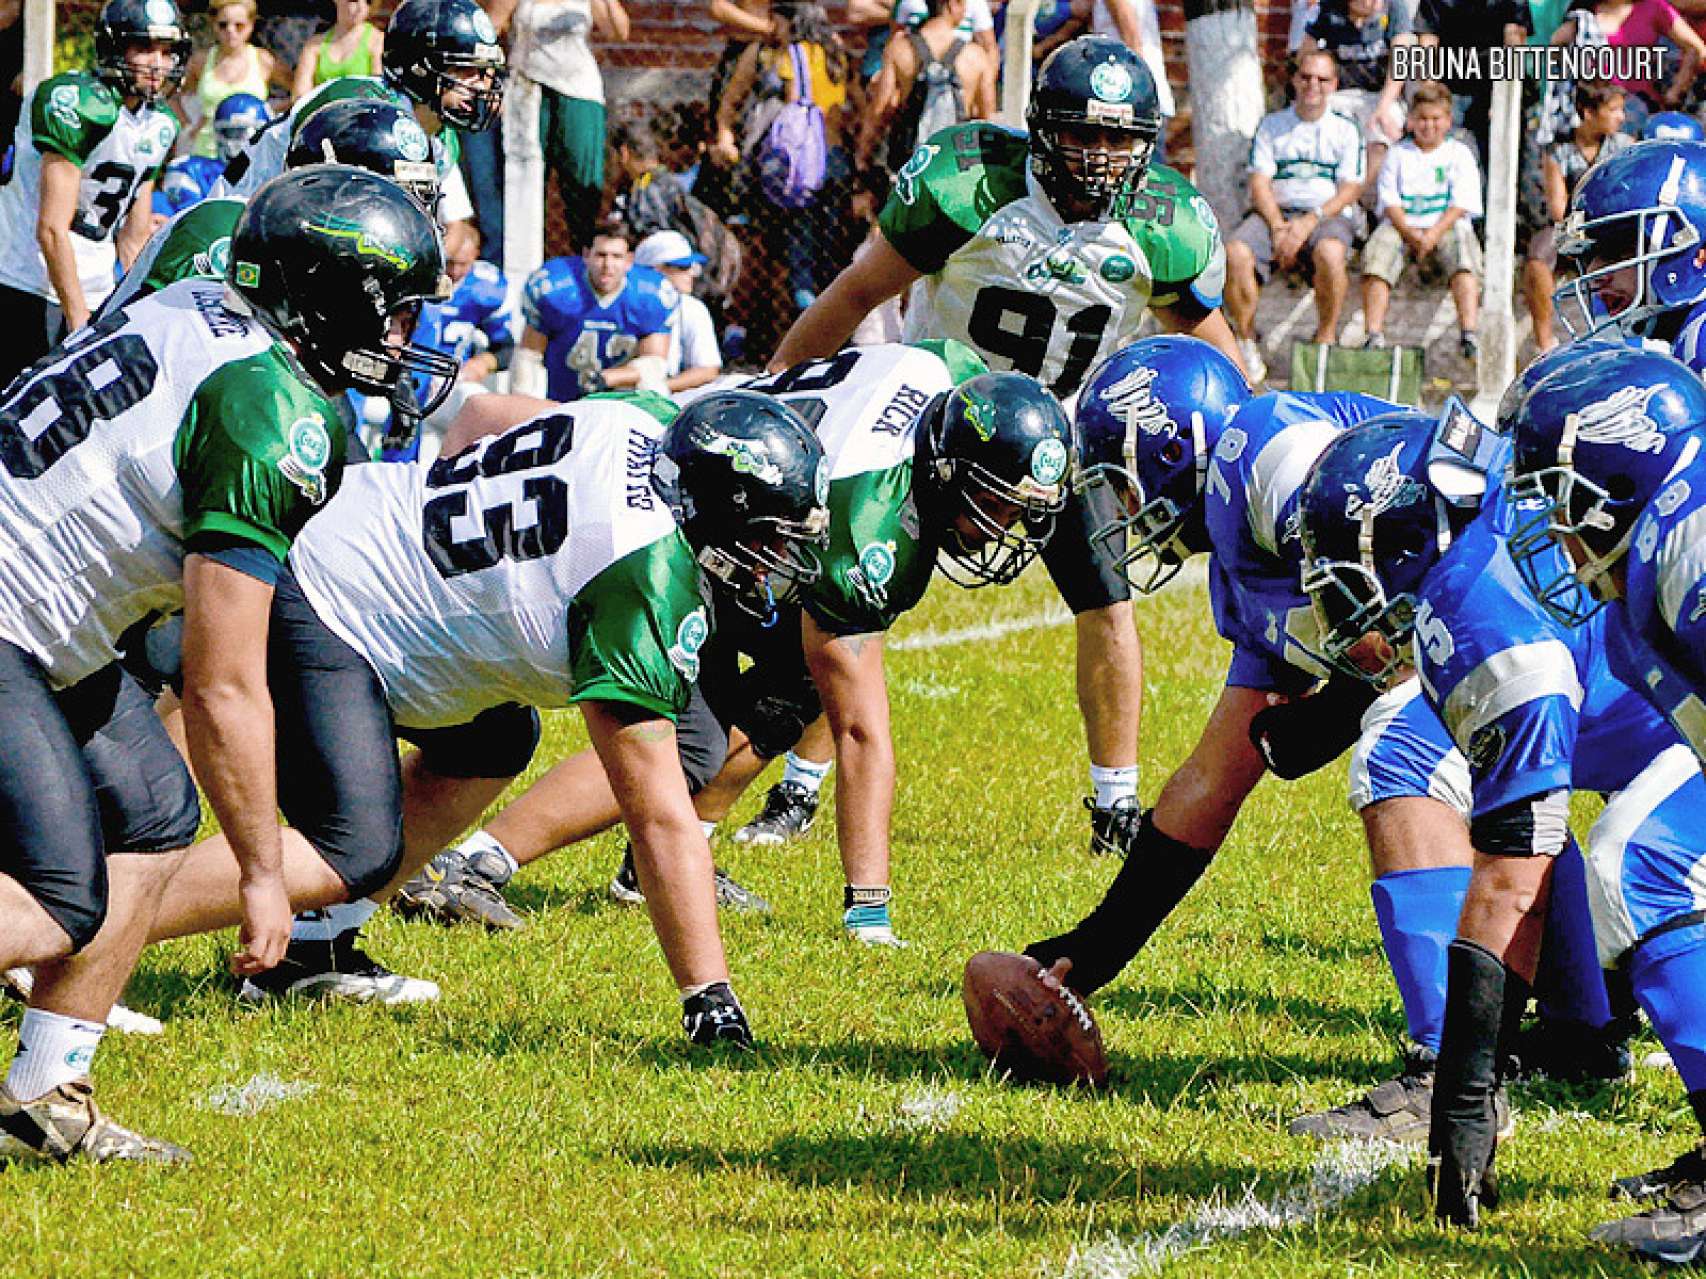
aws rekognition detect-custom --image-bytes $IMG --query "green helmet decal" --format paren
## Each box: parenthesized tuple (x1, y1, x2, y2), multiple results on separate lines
(303, 216, 415, 270)
(960, 387, 998, 442)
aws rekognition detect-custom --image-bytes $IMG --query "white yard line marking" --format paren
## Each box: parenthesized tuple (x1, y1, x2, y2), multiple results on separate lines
(203, 1072, 320, 1116)
(890, 605, 1075, 651)
(1056, 1140, 1413, 1278)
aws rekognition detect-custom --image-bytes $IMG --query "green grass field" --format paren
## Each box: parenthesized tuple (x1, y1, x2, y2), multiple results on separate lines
(0, 569, 1690, 1277)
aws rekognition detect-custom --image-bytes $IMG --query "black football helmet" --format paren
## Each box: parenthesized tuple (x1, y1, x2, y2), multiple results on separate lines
(917, 372, 1074, 587)
(383, 0, 507, 132)
(1027, 36, 1161, 218)
(655, 391, 831, 625)
(94, 0, 192, 104)
(228, 165, 457, 410)
(287, 99, 443, 213)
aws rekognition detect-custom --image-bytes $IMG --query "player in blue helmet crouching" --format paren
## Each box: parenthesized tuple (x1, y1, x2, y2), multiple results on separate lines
(1018, 338, 1559, 1145)
(152, 93, 271, 218)
(1299, 348, 1706, 1259)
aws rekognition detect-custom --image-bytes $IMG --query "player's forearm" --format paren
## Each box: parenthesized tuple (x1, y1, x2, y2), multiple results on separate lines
(181, 680, 285, 886)
(829, 712, 896, 887)
(38, 226, 88, 329)
(668, 365, 719, 392)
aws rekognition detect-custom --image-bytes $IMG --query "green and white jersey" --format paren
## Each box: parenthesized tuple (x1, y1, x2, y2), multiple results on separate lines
(879, 122, 1225, 400)
(0, 277, 346, 688)
(290, 393, 708, 729)
(101, 195, 242, 316)
(0, 72, 178, 305)
(211, 75, 472, 222)
(746, 341, 986, 635)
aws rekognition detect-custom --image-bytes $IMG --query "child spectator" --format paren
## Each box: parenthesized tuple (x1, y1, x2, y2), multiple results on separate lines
(858, 0, 995, 177)
(1360, 80, 1483, 357)
(635, 229, 723, 392)
(1523, 81, 1630, 352)
(291, 0, 384, 100)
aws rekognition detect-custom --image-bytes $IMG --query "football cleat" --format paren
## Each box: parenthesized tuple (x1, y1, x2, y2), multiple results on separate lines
(235, 931, 440, 1006)
(1612, 1142, 1706, 1203)
(3, 968, 163, 1036)
(681, 982, 754, 1050)
(607, 848, 772, 914)
(1507, 1015, 1636, 1084)
(732, 781, 819, 846)
(1289, 1045, 1442, 1146)
(1085, 795, 1141, 858)
(1592, 1171, 1706, 1262)
(0, 1079, 190, 1165)
(393, 849, 525, 931)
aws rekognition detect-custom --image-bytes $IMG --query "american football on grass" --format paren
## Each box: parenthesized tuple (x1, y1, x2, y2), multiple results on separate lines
(961, 950, 1109, 1088)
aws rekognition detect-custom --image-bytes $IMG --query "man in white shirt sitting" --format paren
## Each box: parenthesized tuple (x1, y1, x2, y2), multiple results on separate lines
(1224, 47, 1365, 380)
(635, 230, 723, 394)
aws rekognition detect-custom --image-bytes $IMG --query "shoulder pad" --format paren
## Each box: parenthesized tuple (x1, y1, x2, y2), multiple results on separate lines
(1121, 165, 1222, 285)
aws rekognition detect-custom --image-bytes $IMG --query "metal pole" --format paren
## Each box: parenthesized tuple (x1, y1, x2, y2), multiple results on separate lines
(1472, 75, 1520, 420)
(1000, 0, 1042, 127)
(23, 0, 53, 92)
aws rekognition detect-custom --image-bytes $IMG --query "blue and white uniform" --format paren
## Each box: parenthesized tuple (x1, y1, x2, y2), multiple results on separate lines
(152, 153, 222, 217)
(521, 257, 675, 402)
(366, 260, 517, 462)
(1667, 300, 1706, 377)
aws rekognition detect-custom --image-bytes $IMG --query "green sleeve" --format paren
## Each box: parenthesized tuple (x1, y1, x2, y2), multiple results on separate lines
(144, 198, 242, 295)
(567, 533, 706, 720)
(805, 464, 934, 635)
(907, 338, 988, 383)
(174, 350, 348, 562)
(31, 74, 117, 166)
(1120, 164, 1226, 315)
(878, 122, 1029, 276)
(584, 388, 680, 430)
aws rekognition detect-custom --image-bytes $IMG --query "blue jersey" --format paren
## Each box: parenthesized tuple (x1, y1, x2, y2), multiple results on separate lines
(521, 257, 675, 401)
(1416, 507, 1679, 820)
(424, 260, 515, 368)
(1203, 390, 1400, 691)
(1668, 300, 1706, 378)
(152, 154, 222, 217)
(1610, 457, 1706, 767)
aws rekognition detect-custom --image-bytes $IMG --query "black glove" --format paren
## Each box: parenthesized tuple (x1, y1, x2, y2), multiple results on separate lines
(1248, 676, 1381, 780)
(1025, 811, 1215, 997)
(682, 981, 754, 1051)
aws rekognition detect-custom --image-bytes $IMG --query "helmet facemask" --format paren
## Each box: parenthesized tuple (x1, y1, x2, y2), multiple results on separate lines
(693, 507, 829, 627)
(932, 457, 1066, 587)
(1301, 519, 1420, 690)
(1555, 200, 1703, 339)
(336, 296, 461, 414)
(101, 35, 191, 105)
(424, 57, 506, 132)
(1031, 121, 1156, 220)
(1508, 462, 1629, 624)
(1079, 408, 1208, 594)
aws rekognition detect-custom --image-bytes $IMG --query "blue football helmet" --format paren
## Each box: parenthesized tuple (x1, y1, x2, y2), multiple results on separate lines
(1073, 335, 1250, 593)
(1495, 337, 1629, 429)
(1298, 399, 1505, 686)
(1506, 344, 1706, 624)
(213, 92, 271, 164)
(1644, 112, 1706, 143)
(1555, 141, 1706, 339)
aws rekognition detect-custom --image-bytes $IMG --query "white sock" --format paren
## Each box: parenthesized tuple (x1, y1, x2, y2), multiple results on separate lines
(290, 898, 379, 943)
(7, 1008, 105, 1100)
(700, 820, 718, 840)
(457, 830, 519, 879)
(781, 751, 831, 795)
(1089, 764, 1138, 810)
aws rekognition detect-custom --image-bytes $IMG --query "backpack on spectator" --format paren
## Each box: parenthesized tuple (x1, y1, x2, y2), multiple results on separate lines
(626, 169, 744, 312)
(885, 31, 966, 173)
(756, 43, 829, 209)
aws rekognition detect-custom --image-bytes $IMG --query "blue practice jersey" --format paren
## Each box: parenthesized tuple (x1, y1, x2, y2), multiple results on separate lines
(152, 154, 222, 217)
(1668, 300, 1706, 378)
(1416, 506, 1679, 820)
(521, 257, 675, 401)
(1609, 457, 1706, 767)
(1203, 390, 1401, 691)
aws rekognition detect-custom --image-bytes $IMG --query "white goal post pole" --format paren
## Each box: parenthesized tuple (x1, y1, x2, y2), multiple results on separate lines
(500, 74, 545, 394)
(1000, 0, 1042, 127)
(1472, 74, 1520, 421)
(23, 0, 52, 91)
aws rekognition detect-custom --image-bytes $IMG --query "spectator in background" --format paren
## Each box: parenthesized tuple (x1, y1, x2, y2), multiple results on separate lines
(460, 0, 512, 264)
(1305, 0, 1414, 183)
(1548, 0, 1704, 134)
(1087, 0, 1175, 159)
(1290, 0, 1321, 50)
(1225, 48, 1365, 378)
(1028, 0, 1093, 64)
(859, 0, 995, 177)
(254, 0, 335, 75)
(701, 0, 781, 217)
(1360, 80, 1483, 357)
(510, 0, 630, 252)
(635, 229, 723, 392)
(1414, 0, 1529, 163)
(516, 218, 673, 400)
(291, 0, 385, 100)
(1524, 81, 1630, 352)
(0, 0, 26, 151)
(715, 3, 854, 328)
(613, 116, 744, 320)
(178, 0, 283, 158)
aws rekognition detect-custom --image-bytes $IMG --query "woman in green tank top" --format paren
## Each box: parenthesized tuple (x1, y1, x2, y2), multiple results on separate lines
(291, 0, 386, 100)
(178, 0, 281, 158)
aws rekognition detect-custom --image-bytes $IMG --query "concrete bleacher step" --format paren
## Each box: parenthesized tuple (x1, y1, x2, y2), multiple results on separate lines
(1244, 277, 1539, 409)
